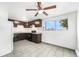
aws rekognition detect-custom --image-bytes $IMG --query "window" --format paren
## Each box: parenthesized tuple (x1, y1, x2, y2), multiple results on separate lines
(55, 20, 64, 30)
(45, 21, 55, 30)
(44, 19, 68, 31)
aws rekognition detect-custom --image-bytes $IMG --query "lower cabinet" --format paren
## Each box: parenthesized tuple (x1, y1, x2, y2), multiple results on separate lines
(31, 34, 41, 43)
(13, 33, 31, 42)
(13, 33, 41, 43)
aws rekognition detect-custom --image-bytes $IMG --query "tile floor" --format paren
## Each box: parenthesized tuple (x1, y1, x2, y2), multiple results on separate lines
(3, 40, 77, 57)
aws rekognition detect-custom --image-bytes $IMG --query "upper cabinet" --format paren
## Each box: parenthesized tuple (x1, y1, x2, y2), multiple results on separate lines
(34, 19, 42, 27)
(29, 19, 42, 27)
(8, 19, 42, 28)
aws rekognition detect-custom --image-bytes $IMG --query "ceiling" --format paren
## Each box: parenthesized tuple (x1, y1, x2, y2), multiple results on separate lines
(0, 2, 79, 21)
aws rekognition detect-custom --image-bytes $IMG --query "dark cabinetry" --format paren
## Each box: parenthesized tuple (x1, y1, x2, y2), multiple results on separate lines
(8, 19, 42, 28)
(29, 19, 42, 27)
(31, 34, 41, 43)
(13, 33, 31, 42)
(13, 33, 42, 43)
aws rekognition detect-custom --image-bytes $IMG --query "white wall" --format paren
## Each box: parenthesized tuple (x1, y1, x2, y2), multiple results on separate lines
(76, 9, 79, 56)
(42, 11, 77, 50)
(0, 9, 13, 56)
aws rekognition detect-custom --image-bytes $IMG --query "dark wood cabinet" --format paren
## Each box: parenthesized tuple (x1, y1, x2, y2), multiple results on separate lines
(13, 33, 32, 42)
(29, 19, 42, 27)
(13, 33, 42, 43)
(31, 34, 41, 43)
(34, 19, 42, 27)
(8, 19, 42, 28)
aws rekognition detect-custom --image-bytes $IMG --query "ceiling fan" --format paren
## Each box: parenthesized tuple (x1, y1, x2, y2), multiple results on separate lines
(26, 2, 56, 16)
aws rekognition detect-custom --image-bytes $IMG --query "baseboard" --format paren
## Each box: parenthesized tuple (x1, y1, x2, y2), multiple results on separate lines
(75, 49, 79, 57)
(1, 47, 13, 57)
(42, 41, 75, 50)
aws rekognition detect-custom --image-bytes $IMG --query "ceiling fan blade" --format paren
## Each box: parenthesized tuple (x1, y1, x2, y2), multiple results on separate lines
(43, 11, 48, 16)
(43, 5, 56, 10)
(34, 12, 38, 16)
(37, 2, 41, 6)
(26, 9, 38, 11)
(37, 2, 42, 10)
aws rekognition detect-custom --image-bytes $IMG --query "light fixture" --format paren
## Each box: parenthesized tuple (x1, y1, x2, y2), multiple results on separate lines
(38, 10, 44, 14)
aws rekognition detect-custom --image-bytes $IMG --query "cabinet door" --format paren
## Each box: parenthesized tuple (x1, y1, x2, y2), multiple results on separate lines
(35, 20, 42, 27)
(32, 34, 41, 43)
(31, 34, 37, 42)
